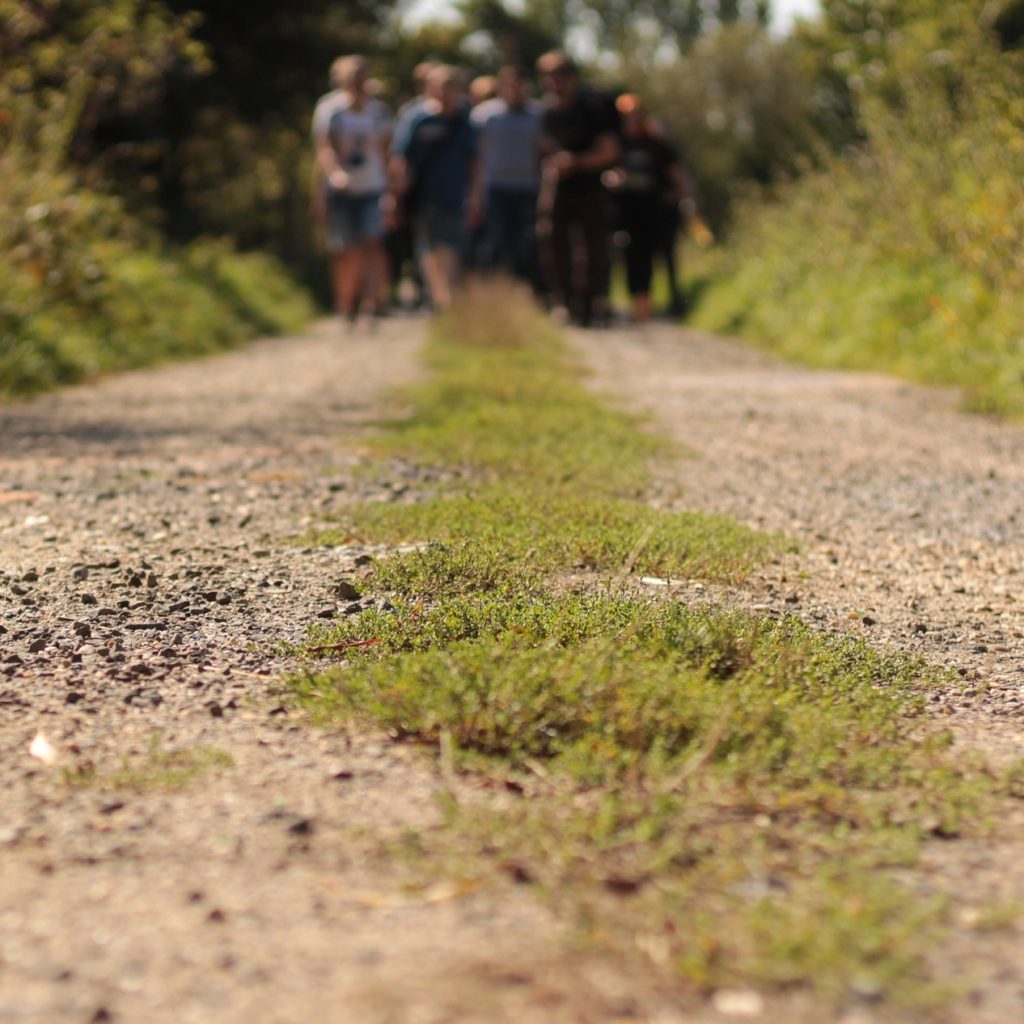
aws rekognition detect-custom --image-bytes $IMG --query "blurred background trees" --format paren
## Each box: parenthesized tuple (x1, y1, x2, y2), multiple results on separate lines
(8, 0, 1024, 267)
(6, 0, 1024, 402)
(3, 0, 805, 297)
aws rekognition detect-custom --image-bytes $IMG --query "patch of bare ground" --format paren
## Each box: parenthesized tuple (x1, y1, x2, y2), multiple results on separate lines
(578, 322, 1024, 1024)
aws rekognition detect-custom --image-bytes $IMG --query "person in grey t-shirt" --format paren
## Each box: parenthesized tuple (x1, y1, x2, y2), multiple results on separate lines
(310, 57, 350, 232)
(471, 65, 542, 287)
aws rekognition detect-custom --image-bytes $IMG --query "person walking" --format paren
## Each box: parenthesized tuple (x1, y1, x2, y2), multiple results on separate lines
(605, 93, 695, 323)
(310, 57, 350, 255)
(384, 62, 437, 310)
(315, 55, 392, 326)
(471, 65, 543, 287)
(389, 65, 481, 311)
(535, 51, 619, 327)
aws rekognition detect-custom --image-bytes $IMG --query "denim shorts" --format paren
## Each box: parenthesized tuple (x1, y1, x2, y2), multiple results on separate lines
(326, 191, 383, 251)
(414, 203, 465, 255)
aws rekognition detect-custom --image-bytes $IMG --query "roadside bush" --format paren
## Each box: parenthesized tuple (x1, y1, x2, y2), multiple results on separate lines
(0, 155, 313, 397)
(693, 30, 1024, 416)
(0, 0, 315, 398)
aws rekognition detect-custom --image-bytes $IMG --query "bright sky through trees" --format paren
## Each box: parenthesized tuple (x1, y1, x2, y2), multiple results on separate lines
(404, 0, 822, 33)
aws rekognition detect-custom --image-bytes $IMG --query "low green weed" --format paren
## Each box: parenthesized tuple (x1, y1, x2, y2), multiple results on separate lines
(297, 588, 991, 1002)
(308, 281, 786, 592)
(313, 488, 781, 595)
(373, 287, 664, 495)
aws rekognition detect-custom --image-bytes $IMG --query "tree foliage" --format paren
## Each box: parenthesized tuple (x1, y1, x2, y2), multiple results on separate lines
(1, 0, 203, 162)
(694, 1, 1024, 414)
(575, 0, 769, 58)
(624, 23, 819, 228)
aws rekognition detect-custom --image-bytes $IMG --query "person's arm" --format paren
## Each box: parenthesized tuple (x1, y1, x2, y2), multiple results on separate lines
(668, 161, 700, 217)
(671, 162, 713, 244)
(474, 118, 490, 210)
(388, 152, 409, 195)
(466, 154, 483, 227)
(317, 112, 352, 191)
(317, 135, 348, 189)
(544, 130, 619, 180)
(387, 109, 417, 195)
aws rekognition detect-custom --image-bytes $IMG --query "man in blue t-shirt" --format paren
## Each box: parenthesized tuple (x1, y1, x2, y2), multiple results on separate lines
(389, 65, 480, 309)
(472, 65, 543, 287)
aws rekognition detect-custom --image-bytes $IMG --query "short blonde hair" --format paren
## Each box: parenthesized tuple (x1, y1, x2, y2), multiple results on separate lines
(426, 63, 461, 89)
(331, 54, 368, 89)
(413, 60, 439, 88)
(470, 75, 496, 104)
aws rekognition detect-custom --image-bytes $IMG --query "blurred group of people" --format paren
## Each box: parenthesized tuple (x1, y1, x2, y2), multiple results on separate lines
(312, 51, 701, 328)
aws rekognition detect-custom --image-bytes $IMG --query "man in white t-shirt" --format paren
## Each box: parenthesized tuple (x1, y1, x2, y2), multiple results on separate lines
(315, 56, 393, 324)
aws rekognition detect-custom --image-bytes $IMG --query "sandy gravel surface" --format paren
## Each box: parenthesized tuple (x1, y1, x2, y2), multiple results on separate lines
(0, 320, 678, 1024)
(580, 322, 1024, 1024)
(3, 313, 1023, 1024)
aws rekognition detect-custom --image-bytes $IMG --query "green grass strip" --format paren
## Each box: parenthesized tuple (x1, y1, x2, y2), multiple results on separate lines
(308, 280, 785, 587)
(294, 282, 1013, 1008)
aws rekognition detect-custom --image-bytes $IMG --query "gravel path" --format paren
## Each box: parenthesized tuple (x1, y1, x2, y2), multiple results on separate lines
(580, 322, 1024, 1024)
(0, 320, 673, 1024)
(2, 314, 1023, 1024)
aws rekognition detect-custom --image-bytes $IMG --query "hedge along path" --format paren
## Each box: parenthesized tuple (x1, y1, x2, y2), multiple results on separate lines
(296, 281, 1020, 1018)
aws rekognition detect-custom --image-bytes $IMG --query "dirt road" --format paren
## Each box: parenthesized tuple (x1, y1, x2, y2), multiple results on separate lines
(1, 315, 1022, 1023)
(0, 320, 658, 1024)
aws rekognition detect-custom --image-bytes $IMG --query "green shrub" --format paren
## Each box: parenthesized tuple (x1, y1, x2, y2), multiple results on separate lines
(692, 27, 1024, 416)
(0, 158, 314, 398)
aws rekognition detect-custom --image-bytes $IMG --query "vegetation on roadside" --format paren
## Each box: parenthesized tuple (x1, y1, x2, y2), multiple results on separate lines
(293, 284, 1011, 1008)
(0, 208, 314, 396)
(0, 0, 315, 397)
(691, 2, 1024, 417)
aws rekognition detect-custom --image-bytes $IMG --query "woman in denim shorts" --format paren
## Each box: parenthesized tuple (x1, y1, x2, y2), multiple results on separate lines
(316, 56, 392, 324)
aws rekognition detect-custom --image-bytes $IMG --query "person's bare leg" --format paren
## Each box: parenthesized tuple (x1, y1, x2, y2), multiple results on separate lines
(435, 246, 458, 308)
(370, 241, 389, 313)
(338, 249, 362, 321)
(329, 252, 347, 317)
(360, 240, 384, 316)
(420, 246, 457, 310)
(633, 293, 652, 323)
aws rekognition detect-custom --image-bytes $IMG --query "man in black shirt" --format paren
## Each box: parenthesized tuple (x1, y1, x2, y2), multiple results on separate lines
(536, 52, 620, 327)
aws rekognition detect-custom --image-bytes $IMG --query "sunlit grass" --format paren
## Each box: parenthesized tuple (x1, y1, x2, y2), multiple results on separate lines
(62, 735, 234, 791)
(0, 174, 314, 397)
